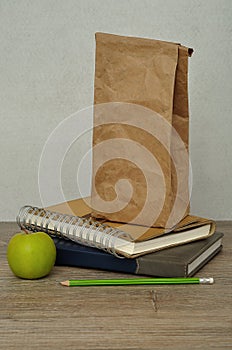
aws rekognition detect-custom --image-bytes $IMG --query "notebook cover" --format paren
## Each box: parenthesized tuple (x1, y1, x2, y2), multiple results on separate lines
(47, 197, 216, 242)
(53, 232, 223, 277)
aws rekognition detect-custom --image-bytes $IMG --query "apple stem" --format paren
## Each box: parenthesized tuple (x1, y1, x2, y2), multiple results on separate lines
(22, 228, 29, 234)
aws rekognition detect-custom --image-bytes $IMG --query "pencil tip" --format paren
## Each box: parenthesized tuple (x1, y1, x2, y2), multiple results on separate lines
(60, 280, 69, 286)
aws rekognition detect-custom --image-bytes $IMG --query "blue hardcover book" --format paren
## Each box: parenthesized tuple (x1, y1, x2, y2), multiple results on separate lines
(52, 232, 223, 277)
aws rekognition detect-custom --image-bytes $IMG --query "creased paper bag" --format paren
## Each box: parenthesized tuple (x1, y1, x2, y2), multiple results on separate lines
(91, 33, 193, 230)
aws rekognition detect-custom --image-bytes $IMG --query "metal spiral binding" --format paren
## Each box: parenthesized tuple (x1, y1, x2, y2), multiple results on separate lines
(16, 205, 131, 258)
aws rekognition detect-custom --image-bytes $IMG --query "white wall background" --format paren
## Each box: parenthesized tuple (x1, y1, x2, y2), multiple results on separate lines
(0, 0, 231, 221)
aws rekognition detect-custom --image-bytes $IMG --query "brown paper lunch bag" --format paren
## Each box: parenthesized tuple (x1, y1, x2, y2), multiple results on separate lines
(91, 32, 193, 230)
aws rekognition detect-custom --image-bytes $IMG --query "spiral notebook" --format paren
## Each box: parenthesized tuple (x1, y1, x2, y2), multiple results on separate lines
(17, 202, 215, 258)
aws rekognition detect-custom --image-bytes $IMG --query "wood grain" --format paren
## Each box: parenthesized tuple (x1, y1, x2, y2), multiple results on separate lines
(0, 222, 231, 349)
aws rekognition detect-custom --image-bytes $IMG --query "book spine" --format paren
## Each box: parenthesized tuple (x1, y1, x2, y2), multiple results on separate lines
(53, 238, 137, 274)
(136, 256, 188, 277)
(16, 205, 130, 258)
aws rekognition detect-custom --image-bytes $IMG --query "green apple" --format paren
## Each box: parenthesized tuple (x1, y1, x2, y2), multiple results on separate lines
(7, 231, 56, 279)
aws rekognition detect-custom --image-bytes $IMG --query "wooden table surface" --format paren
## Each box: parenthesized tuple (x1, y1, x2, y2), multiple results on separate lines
(0, 222, 231, 349)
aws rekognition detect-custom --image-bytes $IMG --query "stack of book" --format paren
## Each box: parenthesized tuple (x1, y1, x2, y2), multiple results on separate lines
(16, 197, 223, 278)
